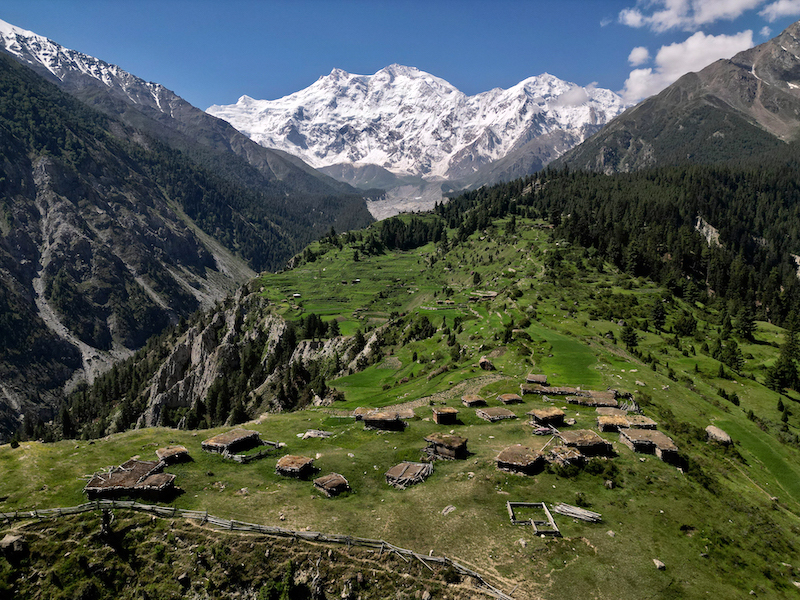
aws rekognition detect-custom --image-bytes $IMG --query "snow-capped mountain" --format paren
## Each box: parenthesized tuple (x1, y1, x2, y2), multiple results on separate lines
(0, 19, 181, 114)
(207, 64, 629, 185)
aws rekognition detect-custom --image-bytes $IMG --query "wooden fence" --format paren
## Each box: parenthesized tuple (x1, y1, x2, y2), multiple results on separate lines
(1, 500, 515, 600)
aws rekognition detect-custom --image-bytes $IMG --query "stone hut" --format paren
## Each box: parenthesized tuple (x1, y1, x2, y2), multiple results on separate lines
(526, 373, 548, 385)
(201, 429, 262, 455)
(547, 445, 585, 467)
(363, 411, 406, 431)
(155, 445, 190, 464)
(523, 384, 580, 396)
(461, 394, 486, 407)
(496, 444, 544, 475)
(596, 415, 629, 432)
(385, 462, 433, 489)
(313, 473, 350, 497)
(498, 393, 523, 405)
(476, 406, 517, 422)
(84, 459, 176, 500)
(566, 391, 619, 408)
(527, 406, 565, 428)
(619, 429, 679, 463)
(596, 407, 627, 417)
(432, 406, 459, 425)
(276, 455, 316, 478)
(705, 425, 732, 445)
(556, 429, 613, 456)
(424, 432, 468, 460)
(624, 415, 658, 429)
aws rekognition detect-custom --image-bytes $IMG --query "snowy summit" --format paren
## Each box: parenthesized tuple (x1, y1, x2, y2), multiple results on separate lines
(207, 64, 628, 182)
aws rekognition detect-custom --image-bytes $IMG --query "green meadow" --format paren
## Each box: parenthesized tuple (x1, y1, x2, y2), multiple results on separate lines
(3, 214, 800, 599)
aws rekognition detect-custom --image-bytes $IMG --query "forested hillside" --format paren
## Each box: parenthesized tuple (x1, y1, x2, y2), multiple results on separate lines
(0, 51, 367, 440)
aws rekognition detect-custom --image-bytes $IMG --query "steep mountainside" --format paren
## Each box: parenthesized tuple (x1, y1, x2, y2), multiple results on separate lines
(0, 50, 274, 438)
(207, 65, 627, 202)
(557, 21, 800, 173)
(0, 19, 374, 238)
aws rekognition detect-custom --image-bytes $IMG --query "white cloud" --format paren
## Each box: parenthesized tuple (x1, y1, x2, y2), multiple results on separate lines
(628, 46, 652, 66)
(761, 25, 773, 36)
(621, 30, 755, 102)
(552, 86, 590, 107)
(619, 0, 765, 32)
(760, 0, 800, 21)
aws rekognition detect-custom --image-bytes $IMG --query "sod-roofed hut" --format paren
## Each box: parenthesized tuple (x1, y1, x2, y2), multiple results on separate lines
(499, 393, 523, 405)
(424, 432, 468, 460)
(526, 373, 548, 385)
(201, 429, 262, 455)
(566, 391, 619, 408)
(461, 394, 486, 407)
(595, 407, 627, 416)
(476, 406, 517, 422)
(619, 429, 679, 463)
(596, 415, 629, 432)
(527, 406, 565, 427)
(624, 415, 658, 429)
(363, 411, 406, 431)
(276, 455, 316, 478)
(496, 444, 544, 475)
(313, 473, 350, 497)
(385, 462, 433, 489)
(547, 445, 585, 467)
(520, 383, 548, 395)
(84, 459, 176, 499)
(556, 429, 612, 456)
(432, 406, 459, 425)
(155, 445, 189, 464)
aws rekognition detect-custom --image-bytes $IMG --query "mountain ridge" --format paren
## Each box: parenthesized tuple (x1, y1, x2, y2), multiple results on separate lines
(556, 20, 800, 173)
(207, 64, 628, 201)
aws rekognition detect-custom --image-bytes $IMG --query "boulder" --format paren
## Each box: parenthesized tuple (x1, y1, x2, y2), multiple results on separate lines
(478, 356, 495, 371)
(705, 425, 732, 445)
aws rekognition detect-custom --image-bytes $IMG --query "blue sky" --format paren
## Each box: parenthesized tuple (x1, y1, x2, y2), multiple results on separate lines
(3, 0, 800, 109)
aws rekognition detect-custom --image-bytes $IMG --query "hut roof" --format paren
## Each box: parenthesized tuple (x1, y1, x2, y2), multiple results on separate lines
(461, 394, 486, 407)
(476, 407, 517, 422)
(557, 429, 608, 447)
(597, 415, 629, 431)
(595, 407, 627, 416)
(201, 429, 261, 451)
(526, 374, 548, 384)
(587, 390, 618, 401)
(621, 429, 677, 451)
(547, 445, 584, 465)
(313, 473, 350, 496)
(496, 444, 541, 467)
(624, 415, 658, 429)
(84, 459, 175, 496)
(498, 393, 523, 404)
(276, 455, 314, 472)
(432, 406, 459, 416)
(566, 394, 619, 408)
(424, 432, 467, 449)
(155, 445, 189, 463)
(363, 411, 406, 430)
(385, 462, 433, 489)
(527, 407, 565, 419)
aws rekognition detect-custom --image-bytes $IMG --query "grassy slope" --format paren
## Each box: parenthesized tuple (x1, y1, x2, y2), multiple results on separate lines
(2, 215, 800, 599)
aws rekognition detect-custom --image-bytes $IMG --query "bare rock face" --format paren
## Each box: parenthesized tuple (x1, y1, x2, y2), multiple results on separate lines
(139, 291, 287, 427)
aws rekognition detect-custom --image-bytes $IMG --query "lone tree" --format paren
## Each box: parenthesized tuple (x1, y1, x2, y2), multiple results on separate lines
(621, 323, 638, 349)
